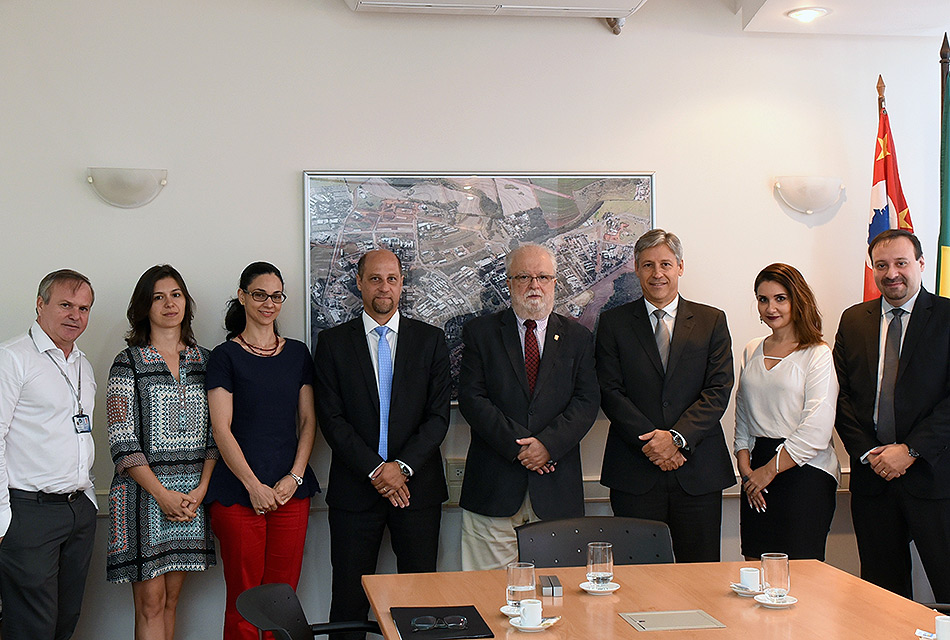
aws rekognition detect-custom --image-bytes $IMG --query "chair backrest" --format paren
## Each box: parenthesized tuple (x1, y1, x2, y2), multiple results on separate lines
(236, 583, 311, 640)
(516, 516, 674, 568)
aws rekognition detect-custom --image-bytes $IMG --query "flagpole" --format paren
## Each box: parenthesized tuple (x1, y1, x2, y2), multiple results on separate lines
(941, 34, 949, 108)
(877, 75, 886, 114)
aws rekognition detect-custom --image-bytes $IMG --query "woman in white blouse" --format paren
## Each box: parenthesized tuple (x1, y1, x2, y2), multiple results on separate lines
(735, 263, 839, 561)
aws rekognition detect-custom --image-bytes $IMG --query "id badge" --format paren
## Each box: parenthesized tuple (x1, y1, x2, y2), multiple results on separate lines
(73, 413, 92, 433)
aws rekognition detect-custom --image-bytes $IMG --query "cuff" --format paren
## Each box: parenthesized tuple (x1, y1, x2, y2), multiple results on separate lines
(368, 461, 386, 480)
(395, 459, 414, 477)
(116, 452, 149, 476)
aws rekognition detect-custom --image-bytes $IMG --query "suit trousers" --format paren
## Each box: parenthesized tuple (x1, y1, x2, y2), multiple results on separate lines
(610, 473, 723, 562)
(328, 501, 441, 640)
(851, 481, 950, 601)
(209, 498, 310, 640)
(0, 490, 97, 640)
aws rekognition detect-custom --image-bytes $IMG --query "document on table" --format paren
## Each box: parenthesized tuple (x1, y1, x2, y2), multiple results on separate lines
(620, 610, 725, 631)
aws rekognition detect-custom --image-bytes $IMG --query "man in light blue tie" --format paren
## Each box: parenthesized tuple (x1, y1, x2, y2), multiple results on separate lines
(314, 248, 452, 639)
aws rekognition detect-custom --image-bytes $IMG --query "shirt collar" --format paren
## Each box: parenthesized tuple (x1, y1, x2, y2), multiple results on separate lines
(880, 288, 920, 317)
(362, 309, 400, 336)
(29, 320, 83, 363)
(513, 309, 549, 331)
(644, 295, 679, 318)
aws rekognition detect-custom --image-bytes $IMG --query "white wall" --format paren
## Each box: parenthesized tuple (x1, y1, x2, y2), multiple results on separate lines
(1, 0, 946, 637)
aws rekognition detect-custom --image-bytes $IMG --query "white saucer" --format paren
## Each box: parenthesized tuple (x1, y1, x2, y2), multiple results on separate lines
(754, 593, 798, 608)
(501, 605, 520, 617)
(580, 581, 620, 595)
(510, 616, 560, 632)
(730, 582, 764, 597)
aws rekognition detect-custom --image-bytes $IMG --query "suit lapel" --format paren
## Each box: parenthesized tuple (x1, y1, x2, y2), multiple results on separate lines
(532, 313, 562, 398)
(631, 298, 665, 376)
(350, 318, 380, 415)
(666, 297, 693, 379)
(390, 318, 414, 410)
(501, 309, 531, 398)
(863, 300, 882, 384)
(898, 289, 932, 382)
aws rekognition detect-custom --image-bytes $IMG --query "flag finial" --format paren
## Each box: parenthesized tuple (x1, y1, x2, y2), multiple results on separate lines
(877, 75, 886, 113)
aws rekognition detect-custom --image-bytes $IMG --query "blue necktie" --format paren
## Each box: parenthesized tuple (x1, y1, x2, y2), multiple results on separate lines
(375, 326, 392, 460)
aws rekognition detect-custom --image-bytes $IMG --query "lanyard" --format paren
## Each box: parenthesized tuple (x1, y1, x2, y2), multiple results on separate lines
(30, 328, 84, 415)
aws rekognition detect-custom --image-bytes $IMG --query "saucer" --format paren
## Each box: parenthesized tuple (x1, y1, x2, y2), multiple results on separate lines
(580, 581, 620, 595)
(730, 582, 763, 597)
(754, 593, 798, 608)
(501, 605, 520, 617)
(510, 616, 560, 632)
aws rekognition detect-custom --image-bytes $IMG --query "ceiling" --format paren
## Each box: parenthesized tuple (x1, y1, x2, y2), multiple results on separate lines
(736, 0, 949, 37)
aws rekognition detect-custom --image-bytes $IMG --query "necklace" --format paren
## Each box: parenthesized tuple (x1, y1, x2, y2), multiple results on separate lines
(237, 333, 280, 356)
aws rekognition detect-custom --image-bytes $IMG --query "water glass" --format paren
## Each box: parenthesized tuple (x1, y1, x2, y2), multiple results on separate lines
(587, 542, 614, 588)
(761, 553, 790, 601)
(506, 562, 536, 609)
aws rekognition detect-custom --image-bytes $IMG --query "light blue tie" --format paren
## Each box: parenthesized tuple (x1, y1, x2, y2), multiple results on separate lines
(375, 326, 392, 460)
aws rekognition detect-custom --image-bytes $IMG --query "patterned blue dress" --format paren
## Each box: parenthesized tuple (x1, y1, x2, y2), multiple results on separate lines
(106, 345, 217, 583)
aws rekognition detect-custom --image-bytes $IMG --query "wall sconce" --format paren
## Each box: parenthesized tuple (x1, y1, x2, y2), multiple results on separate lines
(86, 168, 167, 208)
(773, 176, 844, 214)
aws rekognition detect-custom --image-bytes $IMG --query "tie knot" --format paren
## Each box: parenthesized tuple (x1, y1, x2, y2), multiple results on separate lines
(653, 309, 666, 321)
(524, 319, 536, 331)
(375, 326, 389, 338)
(891, 308, 905, 319)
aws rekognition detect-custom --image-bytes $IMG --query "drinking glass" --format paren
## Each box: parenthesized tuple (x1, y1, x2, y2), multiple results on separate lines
(587, 542, 614, 589)
(506, 562, 536, 609)
(761, 553, 790, 602)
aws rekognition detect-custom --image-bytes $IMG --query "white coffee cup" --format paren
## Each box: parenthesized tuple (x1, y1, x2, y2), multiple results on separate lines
(740, 567, 760, 590)
(935, 615, 950, 640)
(521, 599, 542, 627)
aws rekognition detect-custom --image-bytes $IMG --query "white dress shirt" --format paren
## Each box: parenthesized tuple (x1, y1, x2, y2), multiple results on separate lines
(644, 296, 678, 338)
(512, 310, 549, 360)
(734, 337, 840, 482)
(0, 321, 97, 536)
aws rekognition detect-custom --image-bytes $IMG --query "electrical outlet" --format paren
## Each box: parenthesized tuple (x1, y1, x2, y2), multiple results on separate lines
(446, 458, 465, 481)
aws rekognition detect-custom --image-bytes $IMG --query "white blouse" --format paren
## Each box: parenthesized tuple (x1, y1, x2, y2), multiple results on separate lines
(734, 337, 840, 482)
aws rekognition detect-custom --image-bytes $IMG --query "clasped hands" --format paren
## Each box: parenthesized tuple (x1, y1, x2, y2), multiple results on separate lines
(372, 462, 410, 508)
(246, 475, 299, 516)
(640, 429, 685, 472)
(516, 437, 556, 474)
(868, 443, 915, 481)
(158, 487, 206, 522)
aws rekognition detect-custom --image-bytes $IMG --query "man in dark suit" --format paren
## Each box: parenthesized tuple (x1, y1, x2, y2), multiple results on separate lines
(596, 229, 735, 563)
(314, 249, 451, 637)
(834, 229, 950, 600)
(458, 243, 600, 570)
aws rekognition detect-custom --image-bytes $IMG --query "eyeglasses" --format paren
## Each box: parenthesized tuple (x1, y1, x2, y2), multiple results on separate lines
(410, 615, 468, 632)
(244, 289, 287, 303)
(508, 274, 556, 285)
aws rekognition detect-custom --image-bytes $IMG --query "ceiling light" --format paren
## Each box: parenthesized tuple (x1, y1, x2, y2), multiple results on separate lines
(785, 7, 830, 23)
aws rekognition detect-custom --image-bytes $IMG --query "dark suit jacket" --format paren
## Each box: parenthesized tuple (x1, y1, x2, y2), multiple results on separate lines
(596, 296, 735, 496)
(457, 309, 600, 520)
(314, 315, 451, 512)
(833, 288, 950, 498)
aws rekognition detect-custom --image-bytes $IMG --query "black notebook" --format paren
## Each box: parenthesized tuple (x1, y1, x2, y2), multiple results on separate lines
(390, 605, 494, 640)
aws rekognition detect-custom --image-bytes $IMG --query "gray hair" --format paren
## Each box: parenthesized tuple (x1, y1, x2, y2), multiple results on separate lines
(634, 229, 684, 266)
(504, 243, 557, 275)
(37, 269, 95, 306)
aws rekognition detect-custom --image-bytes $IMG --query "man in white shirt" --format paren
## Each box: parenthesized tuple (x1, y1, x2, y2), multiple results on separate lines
(0, 269, 97, 640)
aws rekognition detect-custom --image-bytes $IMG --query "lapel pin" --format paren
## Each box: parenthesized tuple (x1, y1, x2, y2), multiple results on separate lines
(554, 334, 559, 341)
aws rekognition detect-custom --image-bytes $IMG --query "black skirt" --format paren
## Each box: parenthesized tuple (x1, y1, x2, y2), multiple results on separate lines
(739, 437, 837, 560)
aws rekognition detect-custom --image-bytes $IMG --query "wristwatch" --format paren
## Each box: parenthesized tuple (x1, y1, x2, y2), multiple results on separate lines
(289, 472, 304, 486)
(671, 431, 687, 449)
(907, 447, 921, 459)
(397, 461, 412, 477)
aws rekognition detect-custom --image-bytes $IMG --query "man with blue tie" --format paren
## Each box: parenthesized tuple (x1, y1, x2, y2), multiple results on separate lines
(834, 229, 950, 600)
(314, 249, 451, 638)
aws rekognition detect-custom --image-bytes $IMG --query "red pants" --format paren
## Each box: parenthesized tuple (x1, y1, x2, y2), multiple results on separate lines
(210, 498, 310, 640)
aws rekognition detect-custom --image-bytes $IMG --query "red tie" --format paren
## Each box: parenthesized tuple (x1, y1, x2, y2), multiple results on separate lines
(524, 319, 539, 394)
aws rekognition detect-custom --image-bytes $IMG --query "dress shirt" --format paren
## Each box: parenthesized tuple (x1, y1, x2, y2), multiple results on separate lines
(644, 296, 678, 339)
(0, 321, 97, 536)
(873, 290, 920, 425)
(734, 337, 840, 481)
(513, 311, 548, 360)
(362, 311, 413, 477)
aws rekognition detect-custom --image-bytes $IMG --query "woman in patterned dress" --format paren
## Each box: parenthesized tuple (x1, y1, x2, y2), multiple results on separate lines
(106, 265, 217, 640)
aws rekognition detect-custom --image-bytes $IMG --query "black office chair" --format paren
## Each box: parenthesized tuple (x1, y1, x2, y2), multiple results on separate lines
(516, 516, 675, 567)
(236, 583, 381, 640)
(922, 603, 950, 614)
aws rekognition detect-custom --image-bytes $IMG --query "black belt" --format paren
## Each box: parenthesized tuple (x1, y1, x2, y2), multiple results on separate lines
(9, 488, 84, 503)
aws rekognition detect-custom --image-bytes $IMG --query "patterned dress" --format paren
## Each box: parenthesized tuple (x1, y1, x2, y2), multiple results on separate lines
(106, 345, 217, 583)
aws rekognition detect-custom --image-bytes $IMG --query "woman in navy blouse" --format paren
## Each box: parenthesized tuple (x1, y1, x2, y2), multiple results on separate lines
(204, 261, 318, 640)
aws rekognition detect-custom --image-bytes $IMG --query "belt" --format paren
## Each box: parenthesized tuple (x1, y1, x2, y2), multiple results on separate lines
(9, 488, 84, 503)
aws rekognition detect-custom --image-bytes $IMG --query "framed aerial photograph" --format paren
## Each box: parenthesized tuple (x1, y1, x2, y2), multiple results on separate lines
(305, 172, 655, 399)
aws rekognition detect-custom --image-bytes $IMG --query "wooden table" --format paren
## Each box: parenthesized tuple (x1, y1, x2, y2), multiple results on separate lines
(363, 560, 939, 639)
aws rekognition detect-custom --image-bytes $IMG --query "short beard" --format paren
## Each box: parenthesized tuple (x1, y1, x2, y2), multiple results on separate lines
(511, 294, 553, 321)
(372, 298, 395, 315)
